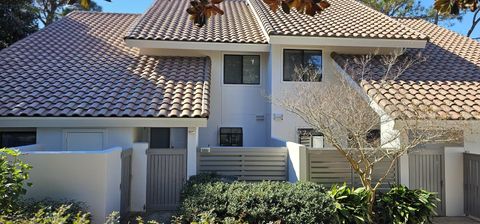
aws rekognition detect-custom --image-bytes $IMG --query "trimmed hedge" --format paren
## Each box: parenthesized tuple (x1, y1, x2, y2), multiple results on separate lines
(177, 174, 336, 223)
(177, 174, 440, 224)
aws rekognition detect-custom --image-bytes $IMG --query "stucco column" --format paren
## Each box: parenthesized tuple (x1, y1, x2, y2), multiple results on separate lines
(131, 142, 148, 212)
(187, 127, 199, 178)
(286, 142, 307, 182)
(381, 118, 408, 186)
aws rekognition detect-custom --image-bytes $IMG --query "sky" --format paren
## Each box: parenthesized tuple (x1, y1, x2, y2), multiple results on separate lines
(96, 0, 480, 39)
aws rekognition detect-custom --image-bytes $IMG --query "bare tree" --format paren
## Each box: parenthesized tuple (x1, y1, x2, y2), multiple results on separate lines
(276, 50, 459, 221)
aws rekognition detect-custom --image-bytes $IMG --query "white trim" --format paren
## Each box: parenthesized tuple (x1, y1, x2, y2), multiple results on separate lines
(245, 0, 270, 43)
(0, 117, 208, 128)
(125, 39, 271, 52)
(270, 35, 427, 49)
(21, 146, 124, 155)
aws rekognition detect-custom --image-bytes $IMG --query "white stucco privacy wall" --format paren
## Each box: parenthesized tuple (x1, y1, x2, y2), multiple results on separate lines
(21, 147, 123, 223)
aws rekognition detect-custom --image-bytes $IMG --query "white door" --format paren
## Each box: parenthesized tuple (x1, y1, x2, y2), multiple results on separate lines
(64, 130, 104, 150)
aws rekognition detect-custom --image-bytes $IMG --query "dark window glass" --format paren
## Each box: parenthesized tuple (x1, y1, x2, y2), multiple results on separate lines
(283, 49, 322, 82)
(224, 55, 260, 84)
(219, 127, 243, 146)
(150, 128, 170, 148)
(366, 129, 381, 146)
(0, 132, 36, 148)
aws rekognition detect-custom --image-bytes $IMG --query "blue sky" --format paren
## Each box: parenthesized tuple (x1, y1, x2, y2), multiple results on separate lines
(96, 0, 480, 38)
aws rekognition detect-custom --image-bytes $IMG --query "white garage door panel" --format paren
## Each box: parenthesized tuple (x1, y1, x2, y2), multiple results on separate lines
(66, 132, 104, 150)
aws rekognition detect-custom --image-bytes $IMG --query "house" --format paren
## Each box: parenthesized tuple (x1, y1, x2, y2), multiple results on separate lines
(0, 0, 479, 222)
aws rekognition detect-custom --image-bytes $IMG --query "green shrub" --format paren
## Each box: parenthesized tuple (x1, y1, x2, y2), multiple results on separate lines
(329, 184, 370, 224)
(178, 176, 336, 224)
(20, 199, 90, 223)
(0, 148, 32, 214)
(0, 204, 90, 224)
(374, 185, 439, 224)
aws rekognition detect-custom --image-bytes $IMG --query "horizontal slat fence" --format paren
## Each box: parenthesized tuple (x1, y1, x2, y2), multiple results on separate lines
(464, 153, 480, 219)
(308, 149, 398, 191)
(198, 147, 288, 181)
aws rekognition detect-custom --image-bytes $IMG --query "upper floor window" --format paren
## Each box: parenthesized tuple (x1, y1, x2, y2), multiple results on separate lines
(0, 130, 36, 148)
(283, 49, 322, 82)
(224, 55, 260, 84)
(219, 127, 243, 146)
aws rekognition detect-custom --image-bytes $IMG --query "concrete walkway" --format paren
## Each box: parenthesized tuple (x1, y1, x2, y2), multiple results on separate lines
(433, 217, 480, 224)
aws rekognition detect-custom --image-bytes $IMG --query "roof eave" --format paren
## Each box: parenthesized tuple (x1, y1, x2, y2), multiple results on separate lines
(0, 117, 208, 128)
(270, 35, 427, 48)
(125, 39, 271, 52)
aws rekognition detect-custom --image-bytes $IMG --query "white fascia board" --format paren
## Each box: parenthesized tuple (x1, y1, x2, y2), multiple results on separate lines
(125, 39, 271, 52)
(270, 35, 427, 49)
(0, 117, 208, 128)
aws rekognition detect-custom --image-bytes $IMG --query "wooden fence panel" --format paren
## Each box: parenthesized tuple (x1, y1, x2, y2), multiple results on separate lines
(198, 147, 288, 181)
(308, 149, 398, 190)
(465, 153, 480, 219)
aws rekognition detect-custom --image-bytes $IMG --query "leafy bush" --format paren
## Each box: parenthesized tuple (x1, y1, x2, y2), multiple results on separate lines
(20, 199, 90, 223)
(329, 184, 370, 224)
(0, 148, 32, 214)
(0, 204, 90, 224)
(177, 175, 336, 223)
(374, 185, 439, 224)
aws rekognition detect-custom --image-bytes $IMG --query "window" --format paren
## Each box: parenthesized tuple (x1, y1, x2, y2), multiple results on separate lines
(150, 128, 171, 149)
(348, 129, 381, 148)
(298, 129, 324, 148)
(0, 131, 36, 147)
(366, 129, 381, 146)
(283, 49, 322, 82)
(219, 127, 243, 146)
(224, 55, 260, 84)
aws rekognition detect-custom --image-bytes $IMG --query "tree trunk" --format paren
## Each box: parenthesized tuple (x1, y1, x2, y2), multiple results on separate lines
(366, 188, 376, 223)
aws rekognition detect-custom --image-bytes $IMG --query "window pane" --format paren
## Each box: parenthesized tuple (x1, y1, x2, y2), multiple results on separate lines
(150, 128, 170, 148)
(283, 50, 303, 81)
(304, 50, 322, 81)
(230, 134, 243, 146)
(242, 56, 260, 84)
(219, 134, 231, 146)
(0, 132, 36, 147)
(224, 55, 242, 84)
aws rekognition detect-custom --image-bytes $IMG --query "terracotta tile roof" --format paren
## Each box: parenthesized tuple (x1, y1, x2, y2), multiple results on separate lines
(248, 0, 427, 40)
(0, 12, 211, 118)
(333, 18, 480, 120)
(125, 0, 268, 44)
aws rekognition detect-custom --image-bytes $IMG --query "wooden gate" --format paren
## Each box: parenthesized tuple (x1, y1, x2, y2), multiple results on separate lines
(464, 153, 480, 218)
(307, 149, 398, 191)
(146, 148, 186, 211)
(409, 146, 445, 216)
(120, 148, 133, 219)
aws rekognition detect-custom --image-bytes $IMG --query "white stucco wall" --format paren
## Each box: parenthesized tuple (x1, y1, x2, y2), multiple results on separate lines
(269, 45, 394, 143)
(21, 148, 123, 223)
